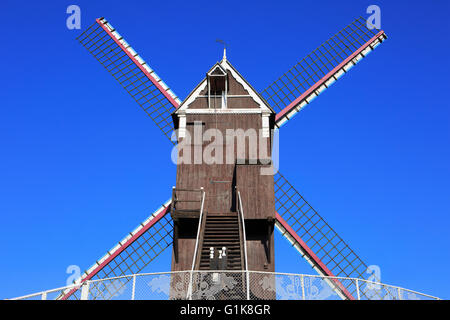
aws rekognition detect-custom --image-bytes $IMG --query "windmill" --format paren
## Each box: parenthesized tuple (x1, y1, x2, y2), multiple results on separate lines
(61, 16, 387, 300)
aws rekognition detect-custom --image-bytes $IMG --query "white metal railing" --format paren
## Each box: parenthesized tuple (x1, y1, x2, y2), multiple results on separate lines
(8, 270, 440, 301)
(237, 190, 250, 300)
(186, 187, 206, 299)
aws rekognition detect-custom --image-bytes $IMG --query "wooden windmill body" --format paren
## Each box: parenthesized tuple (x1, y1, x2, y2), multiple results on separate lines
(170, 57, 276, 273)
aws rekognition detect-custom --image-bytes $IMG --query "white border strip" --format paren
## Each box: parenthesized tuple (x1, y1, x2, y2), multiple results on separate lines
(185, 108, 264, 114)
(275, 33, 386, 128)
(99, 18, 181, 105)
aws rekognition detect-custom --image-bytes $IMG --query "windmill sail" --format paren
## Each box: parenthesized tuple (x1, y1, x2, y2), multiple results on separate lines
(274, 172, 387, 300)
(69, 17, 391, 301)
(261, 17, 387, 128)
(77, 18, 181, 142)
(59, 201, 173, 300)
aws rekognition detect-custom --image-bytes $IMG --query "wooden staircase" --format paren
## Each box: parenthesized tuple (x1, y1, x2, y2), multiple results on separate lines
(197, 213, 244, 270)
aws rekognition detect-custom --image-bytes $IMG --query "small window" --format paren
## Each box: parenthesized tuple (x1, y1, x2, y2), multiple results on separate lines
(207, 65, 228, 109)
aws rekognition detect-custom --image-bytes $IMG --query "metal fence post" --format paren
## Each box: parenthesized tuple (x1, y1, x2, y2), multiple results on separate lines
(187, 270, 194, 300)
(131, 275, 137, 300)
(301, 275, 305, 300)
(246, 271, 250, 300)
(41, 292, 47, 300)
(80, 281, 90, 300)
(356, 279, 361, 300)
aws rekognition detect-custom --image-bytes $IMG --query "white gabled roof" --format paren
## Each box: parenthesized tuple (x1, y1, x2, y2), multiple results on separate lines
(175, 58, 274, 114)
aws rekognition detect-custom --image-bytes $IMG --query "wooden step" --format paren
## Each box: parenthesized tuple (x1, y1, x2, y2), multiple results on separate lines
(197, 212, 244, 271)
(205, 226, 237, 228)
(201, 248, 240, 252)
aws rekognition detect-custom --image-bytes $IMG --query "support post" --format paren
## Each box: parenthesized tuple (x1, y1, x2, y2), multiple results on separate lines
(267, 218, 271, 264)
(266, 217, 274, 264)
(174, 221, 179, 263)
(301, 275, 305, 300)
(356, 279, 361, 300)
(41, 292, 47, 300)
(131, 274, 137, 300)
(187, 270, 194, 300)
(80, 281, 90, 300)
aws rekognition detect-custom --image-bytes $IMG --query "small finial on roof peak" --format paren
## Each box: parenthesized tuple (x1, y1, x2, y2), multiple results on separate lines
(216, 39, 227, 61)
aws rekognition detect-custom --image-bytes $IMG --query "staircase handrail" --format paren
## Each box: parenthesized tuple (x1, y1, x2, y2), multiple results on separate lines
(186, 187, 205, 299)
(237, 189, 250, 300)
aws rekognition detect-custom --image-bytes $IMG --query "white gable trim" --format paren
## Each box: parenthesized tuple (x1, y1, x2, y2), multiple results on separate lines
(220, 60, 272, 113)
(177, 79, 208, 113)
(176, 61, 273, 114)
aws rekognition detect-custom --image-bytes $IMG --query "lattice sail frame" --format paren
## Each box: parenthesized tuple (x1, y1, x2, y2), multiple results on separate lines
(60, 201, 173, 300)
(274, 172, 387, 300)
(261, 16, 387, 128)
(77, 18, 180, 141)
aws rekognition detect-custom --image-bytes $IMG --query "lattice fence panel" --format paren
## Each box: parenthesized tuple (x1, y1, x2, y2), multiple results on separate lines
(12, 271, 439, 300)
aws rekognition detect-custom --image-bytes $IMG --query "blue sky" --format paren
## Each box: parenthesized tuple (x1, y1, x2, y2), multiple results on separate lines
(0, 0, 449, 299)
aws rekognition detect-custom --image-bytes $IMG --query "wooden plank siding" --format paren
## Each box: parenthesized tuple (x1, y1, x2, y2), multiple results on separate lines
(171, 64, 275, 274)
